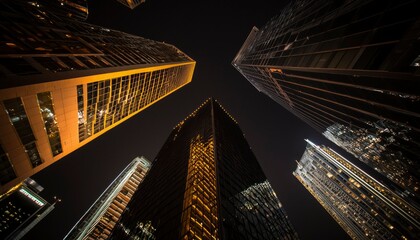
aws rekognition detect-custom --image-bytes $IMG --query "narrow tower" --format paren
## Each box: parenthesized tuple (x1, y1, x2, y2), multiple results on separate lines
(64, 157, 151, 240)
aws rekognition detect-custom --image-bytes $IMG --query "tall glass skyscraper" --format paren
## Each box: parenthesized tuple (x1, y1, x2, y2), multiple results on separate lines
(294, 140, 420, 240)
(0, 0, 195, 194)
(233, 0, 420, 198)
(109, 99, 299, 239)
(64, 157, 151, 240)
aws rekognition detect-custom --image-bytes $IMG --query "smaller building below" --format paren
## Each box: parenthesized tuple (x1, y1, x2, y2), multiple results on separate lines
(0, 178, 55, 240)
(64, 156, 151, 240)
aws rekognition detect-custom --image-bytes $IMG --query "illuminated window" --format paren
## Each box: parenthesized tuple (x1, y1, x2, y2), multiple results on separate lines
(77, 85, 86, 142)
(78, 65, 189, 142)
(37, 92, 63, 156)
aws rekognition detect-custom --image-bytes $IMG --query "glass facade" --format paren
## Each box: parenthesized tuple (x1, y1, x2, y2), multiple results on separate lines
(37, 92, 63, 156)
(78, 65, 190, 142)
(323, 120, 419, 195)
(294, 140, 420, 240)
(0, 0, 194, 194)
(233, 0, 420, 199)
(110, 99, 299, 240)
(181, 135, 218, 239)
(3, 98, 43, 168)
(0, 145, 16, 185)
(65, 157, 151, 240)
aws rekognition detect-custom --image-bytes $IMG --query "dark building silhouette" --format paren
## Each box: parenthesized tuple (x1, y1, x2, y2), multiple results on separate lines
(110, 99, 299, 239)
(0, 0, 195, 194)
(233, 0, 420, 198)
(294, 140, 420, 240)
(0, 178, 56, 240)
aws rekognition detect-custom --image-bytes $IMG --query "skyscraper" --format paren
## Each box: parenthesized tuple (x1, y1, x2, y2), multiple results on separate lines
(110, 99, 299, 239)
(116, 0, 146, 9)
(64, 157, 151, 240)
(233, 0, 420, 198)
(294, 140, 420, 240)
(0, 0, 195, 194)
(0, 178, 56, 240)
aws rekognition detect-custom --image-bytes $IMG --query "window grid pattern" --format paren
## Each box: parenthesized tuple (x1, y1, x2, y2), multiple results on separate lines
(64, 158, 151, 240)
(84, 161, 149, 239)
(77, 85, 85, 141)
(110, 99, 299, 240)
(78, 65, 187, 142)
(181, 135, 218, 239)
(232, 0, 420, 199)
(3, 98, 42, 168)
(0, 0, 192, 80)
(213, 101, 298, 240)
(294, 141, 420, 240)
(36, 92, 63, 156)
(0, 144, 16, 185)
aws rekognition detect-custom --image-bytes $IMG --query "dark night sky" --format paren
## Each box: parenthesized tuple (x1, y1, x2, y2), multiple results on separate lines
(25, 0, 351, 239)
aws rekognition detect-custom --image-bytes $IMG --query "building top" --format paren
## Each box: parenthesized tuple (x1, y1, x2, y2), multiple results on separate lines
(173, 98, 238, 131)
(110, 98, 299, 239)
(116, 0, 146, 10)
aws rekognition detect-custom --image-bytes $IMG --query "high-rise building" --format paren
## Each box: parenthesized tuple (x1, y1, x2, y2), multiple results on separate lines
(0, 0, 195, 194)
(116, 0, 146, 10)
(294, 140, 420, 240)
(233, 0, 420, 198)
(109, 99, 299, 239)
(0, 178, 56, 240)
(64, 157, 151, 240)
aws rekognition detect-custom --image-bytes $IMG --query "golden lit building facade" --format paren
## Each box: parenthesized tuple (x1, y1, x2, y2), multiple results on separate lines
(233, 0, 420, 198)
(64, 157, 151, 240)
(0, 0, 195, 194)
(294, 140, 420, 240)
(109, 99, 299, 239)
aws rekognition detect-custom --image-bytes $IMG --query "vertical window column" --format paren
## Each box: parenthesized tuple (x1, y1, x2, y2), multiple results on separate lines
(37, 92, 63, 156)
(3, 98, 43, 168)
(77, 85, 86, 142)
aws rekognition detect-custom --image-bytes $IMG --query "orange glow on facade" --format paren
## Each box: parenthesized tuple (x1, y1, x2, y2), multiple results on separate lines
(181, 135, 218, 239)
(0, 62, 195, 194)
